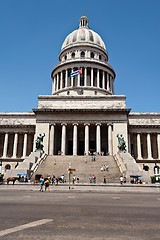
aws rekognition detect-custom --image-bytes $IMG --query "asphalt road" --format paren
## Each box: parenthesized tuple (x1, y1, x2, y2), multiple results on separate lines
(0, 189, 160, 240)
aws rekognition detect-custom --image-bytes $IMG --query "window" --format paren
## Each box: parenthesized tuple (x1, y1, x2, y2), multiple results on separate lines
(5, 164, 11, 170)
(81, 30, 85, 40)
(72, 52, 75, 58)
(72, 32, 77, 42)
(67, 91, 70, 95)
(90, 52, 94, 58)
(65, 55, 67, 60)
(99, 55, 102, 60)
(89, 31, 94, 42)
(81, 51, 85, 58)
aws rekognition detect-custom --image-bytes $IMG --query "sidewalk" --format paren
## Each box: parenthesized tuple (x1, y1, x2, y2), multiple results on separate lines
(0, 182, 160, 193)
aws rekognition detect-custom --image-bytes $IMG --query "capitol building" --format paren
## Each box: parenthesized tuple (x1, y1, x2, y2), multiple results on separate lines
(1, 16, 160, 181)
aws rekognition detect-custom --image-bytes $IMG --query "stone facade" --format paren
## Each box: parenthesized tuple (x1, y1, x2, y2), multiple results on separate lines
(0, 16, 160, 178)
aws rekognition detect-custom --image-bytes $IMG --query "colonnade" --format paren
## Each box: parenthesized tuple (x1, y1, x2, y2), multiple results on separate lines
(52, 67, 114, 94)
(130, 132, 160, 160)
(49, 123, 113, 156)
(0, 132, 34, 159)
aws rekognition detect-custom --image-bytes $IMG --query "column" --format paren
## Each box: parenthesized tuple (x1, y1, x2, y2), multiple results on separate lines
(91, 68, 94, 86)
(61, 123, 67, 155)
(49, 124, 55, 155)
(112, 77, 114, 94)
(84, 67, 87, 86)
(128, 133, 131, 154)
(78, 71, 80, 86)
(97, 69, 100, 88)
(3, 133, 8, 158)
(102, 71, 105, 89)
(73, 124, 78, 155)
(108, 124, 113, 155)
(60, 71, 63, 89)
(147, 133, 152, 159)
(71, 68, 74, 86)
(52, 76, 56, 94)
(56, 73, 59, 91)
(107, 73, 109, 91)
(22, 133, 28, 158)
(137, 133, 142, 159)
(65, 69, 68, 88)
(12, 133, 18, 158)
(96, 123, 101, 153)
(157, 134, 160, 159)
(84, 123, 90, 155)
(110, 76, 112, 92)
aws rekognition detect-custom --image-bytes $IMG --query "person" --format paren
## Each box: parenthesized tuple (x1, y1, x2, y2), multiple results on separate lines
(106, 165, 109, 171)
(40, 176, 44, 192)
(101, 166, 104, 171)
(93, 156, 95, 161)
(61, 175, 64, 183)
(104, 176, 106, 184)
(124, 177, 126, 183)
(93, 175, 96, 184)
(77, 176, 79, 183)
(72, 177, 75, 186)
(52, 175, 56, 185)
(56, 177, 59, 185)
(120, 176, 123, 185)
(45, 178, 50, 191)
(74, 176, 77, 184)
(89, 175, 92, 183)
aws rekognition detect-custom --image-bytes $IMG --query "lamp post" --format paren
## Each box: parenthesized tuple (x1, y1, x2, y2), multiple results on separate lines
(154, 162, 159, 183)
(0, 160, 2, 175)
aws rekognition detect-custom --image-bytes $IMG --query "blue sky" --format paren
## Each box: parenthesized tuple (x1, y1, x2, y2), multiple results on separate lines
(0, 0, 160, 112)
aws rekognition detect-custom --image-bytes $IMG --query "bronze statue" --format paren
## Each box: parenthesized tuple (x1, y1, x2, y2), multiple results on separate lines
(35, 133, 45, 153)
(117, 134, 127, 153)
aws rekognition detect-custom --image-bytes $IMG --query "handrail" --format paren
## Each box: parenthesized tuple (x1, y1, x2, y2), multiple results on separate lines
(30, 153, 48, 178)
(114, 153, 127, 175)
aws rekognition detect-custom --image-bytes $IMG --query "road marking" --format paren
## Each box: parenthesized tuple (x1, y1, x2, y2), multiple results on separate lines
(113, 197, 120, 200)
(0, 219, 53, 237)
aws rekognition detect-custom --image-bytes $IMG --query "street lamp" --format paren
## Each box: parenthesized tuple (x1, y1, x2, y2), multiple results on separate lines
(154, 162, 159, 183)
(0, 160, 2, 175)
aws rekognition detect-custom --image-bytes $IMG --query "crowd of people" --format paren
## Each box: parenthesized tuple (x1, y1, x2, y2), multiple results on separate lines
(39, 174, 66, 192)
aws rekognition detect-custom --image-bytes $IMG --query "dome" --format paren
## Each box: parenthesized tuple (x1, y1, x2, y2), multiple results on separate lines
(61, 16, 106, 51)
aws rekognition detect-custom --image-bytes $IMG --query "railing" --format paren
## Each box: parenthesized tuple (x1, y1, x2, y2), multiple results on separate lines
(114, 153, 127, 175)
(29, 153, 48, 179)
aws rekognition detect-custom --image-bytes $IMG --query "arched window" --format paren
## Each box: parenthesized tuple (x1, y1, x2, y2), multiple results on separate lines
(72, 32, 77, 42)
(72, 52, 75, 58)
(5, 164, 11, 171)
(65, 55, 67, 60)
(89, 31, 94, 42)
(90, 52, 94, 58)
(81, 30, 85, 41)
(99, 55, 102, 60)
(81, 51, 85, 58)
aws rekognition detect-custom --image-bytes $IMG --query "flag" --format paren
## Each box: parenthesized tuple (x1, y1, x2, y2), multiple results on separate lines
(70, 68, 82, 77)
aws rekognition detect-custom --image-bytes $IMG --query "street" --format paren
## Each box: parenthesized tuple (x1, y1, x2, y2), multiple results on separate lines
(0, 187, 160, 239)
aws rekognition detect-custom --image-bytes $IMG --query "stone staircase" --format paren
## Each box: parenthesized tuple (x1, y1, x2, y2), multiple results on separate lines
(116, 152, 150, 183)
(31, 155, 121, 183)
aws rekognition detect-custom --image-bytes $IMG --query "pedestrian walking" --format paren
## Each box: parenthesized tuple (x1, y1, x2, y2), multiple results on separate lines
(44, 178, 50, 191)
(120, 176, 123, 185)
(89, 175, 92, 183)
(93, 175, 96, 184)
(104, 176, 106, 184)
(39, 176, 44, 192)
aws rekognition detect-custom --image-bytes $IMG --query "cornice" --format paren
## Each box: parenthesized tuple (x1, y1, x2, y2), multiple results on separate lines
(33, 108, 131, 114)
(129, 125, 160, 128)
